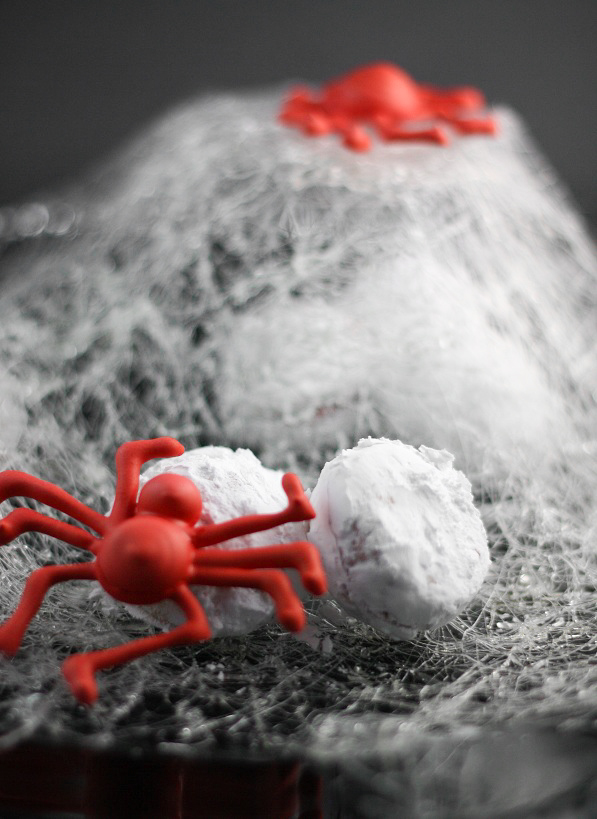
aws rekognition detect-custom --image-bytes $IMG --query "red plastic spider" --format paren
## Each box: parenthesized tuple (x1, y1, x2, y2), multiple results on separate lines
(279, 62, 497, 152)
(0, 437, 326, 704)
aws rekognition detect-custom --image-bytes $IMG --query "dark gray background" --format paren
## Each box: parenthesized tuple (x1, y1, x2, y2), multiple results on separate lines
(1, 1, 596, 225)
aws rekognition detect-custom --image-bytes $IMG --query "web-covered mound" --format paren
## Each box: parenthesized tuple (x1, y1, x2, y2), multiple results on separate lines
(0, 87, 595, 772)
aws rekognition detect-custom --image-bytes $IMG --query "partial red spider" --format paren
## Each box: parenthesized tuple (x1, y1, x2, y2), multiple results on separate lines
(0, 438, 326, 704)
(279, 62, 497, 151)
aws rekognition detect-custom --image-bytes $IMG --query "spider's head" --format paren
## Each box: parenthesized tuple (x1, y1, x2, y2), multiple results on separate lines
(445, 86, 486, 111)
(137, 473, 202, 525)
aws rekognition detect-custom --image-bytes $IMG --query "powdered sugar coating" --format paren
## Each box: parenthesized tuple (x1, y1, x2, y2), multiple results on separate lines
(131, 446, 309, 636)
(309, 438, 489, 638)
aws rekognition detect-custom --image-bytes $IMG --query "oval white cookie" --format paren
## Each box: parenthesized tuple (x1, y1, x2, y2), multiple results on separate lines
(309, 438, 489, 638)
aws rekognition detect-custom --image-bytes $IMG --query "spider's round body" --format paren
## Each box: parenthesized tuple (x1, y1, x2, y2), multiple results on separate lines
(96, 516, 194, 605)
(323, 63, 486, 121)
(322, 63, 423, 120)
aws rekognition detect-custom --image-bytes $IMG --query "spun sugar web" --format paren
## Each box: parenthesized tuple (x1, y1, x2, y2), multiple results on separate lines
(0, 88, 595, 777)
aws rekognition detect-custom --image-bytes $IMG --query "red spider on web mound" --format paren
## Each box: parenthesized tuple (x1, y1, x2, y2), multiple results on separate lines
(0, 437, 326, 704)
(279, 61, 497, 151)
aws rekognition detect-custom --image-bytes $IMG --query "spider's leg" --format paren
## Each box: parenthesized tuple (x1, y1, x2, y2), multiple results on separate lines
(0, 509, 97, 553)
(283, 102, 337, 139)
(327, 113, 371, 152)
(194, 472, 314, 548)
(0, 562, 95, 656)
(61, 584, 210, 705)
(423, 86, 486, 111)
(0, 472, 106, 534)
(190, 566, 306, 633)
(280, 473, 316, 521)
(193, 542, 327, 596)
(278, 90, 340, 140)
(437, 113, 497, 136)
(109, 437, 184, 524)
(281, 95, 371, 152)
(278, 87, 318, 127)
(374, 117, 448, 145)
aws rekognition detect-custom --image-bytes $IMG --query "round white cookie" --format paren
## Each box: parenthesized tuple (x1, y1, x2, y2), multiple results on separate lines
(131, 446, 309, 636)
(308, 438, 489, 639)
